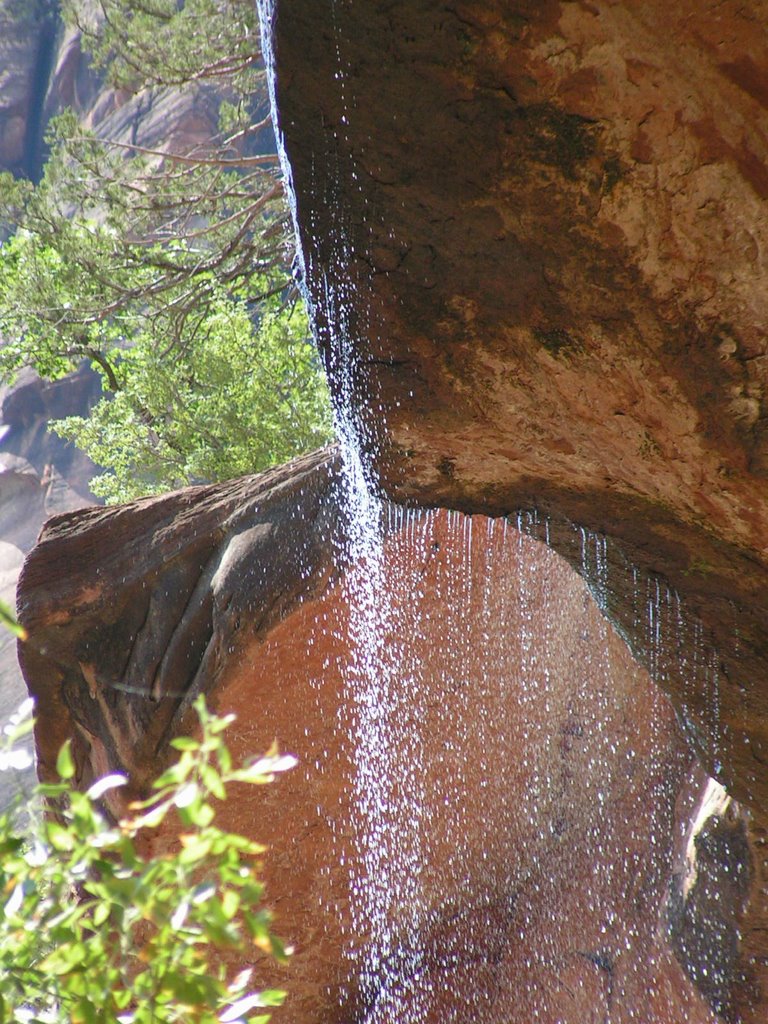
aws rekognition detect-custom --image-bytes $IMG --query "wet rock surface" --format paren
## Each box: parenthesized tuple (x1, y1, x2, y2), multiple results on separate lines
(6, 0, 768, 1016)
(264, 5, 768, 1009)
(266, 0, 768, 802)
(668, 782, 753, 1021)
(17, 452, 755, 1022)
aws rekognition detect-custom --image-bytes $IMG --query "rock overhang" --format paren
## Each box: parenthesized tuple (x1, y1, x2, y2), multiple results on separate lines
(263, 0, 768, 815)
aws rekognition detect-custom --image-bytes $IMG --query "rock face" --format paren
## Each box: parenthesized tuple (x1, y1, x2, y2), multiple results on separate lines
(9, 0, 768, 1016)
(0, 365, 102, 501)
(264, 0, 768, 948)
(18, 450, 338, 796)
(17, 450, 757, 1023)
(0, 0, 58, 179)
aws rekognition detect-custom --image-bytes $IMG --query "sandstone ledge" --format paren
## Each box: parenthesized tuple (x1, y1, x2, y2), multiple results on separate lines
(17, 447, 341, 795)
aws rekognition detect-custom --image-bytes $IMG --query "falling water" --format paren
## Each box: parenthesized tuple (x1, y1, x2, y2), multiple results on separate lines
(259, 5, 735, 1020)
(290, 497, 725, 1023)
(261, 0, 428, 995)
(640, 574, 724, 784)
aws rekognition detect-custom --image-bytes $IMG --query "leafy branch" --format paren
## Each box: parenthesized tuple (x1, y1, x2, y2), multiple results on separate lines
(0, 0, 334, 503)
(0, 696, 295, 1024)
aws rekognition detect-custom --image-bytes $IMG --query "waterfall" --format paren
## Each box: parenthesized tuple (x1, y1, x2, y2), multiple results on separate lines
(259, 4, 737, 1020)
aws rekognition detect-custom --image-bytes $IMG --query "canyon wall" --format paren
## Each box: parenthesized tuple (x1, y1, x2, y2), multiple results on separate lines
(0, 0, 223, 181)
(6, 0, 768, 1017)
(258, 3, 768, 1014)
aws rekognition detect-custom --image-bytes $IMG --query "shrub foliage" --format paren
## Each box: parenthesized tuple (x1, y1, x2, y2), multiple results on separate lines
(0, 696, 294, 1024)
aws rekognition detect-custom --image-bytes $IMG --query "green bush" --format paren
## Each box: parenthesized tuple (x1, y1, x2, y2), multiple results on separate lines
(0, 696, 294, 1023)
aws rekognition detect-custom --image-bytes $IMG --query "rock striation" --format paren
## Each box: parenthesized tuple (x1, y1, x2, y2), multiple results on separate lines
(0, 0, 225, 181)
(0, 364, 100, 806)
(16, 450, 758, 1022)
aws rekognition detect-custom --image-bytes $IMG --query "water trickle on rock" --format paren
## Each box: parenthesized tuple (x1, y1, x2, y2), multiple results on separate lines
(260, 7, 735, 1018)
(263, 0, 426, 989)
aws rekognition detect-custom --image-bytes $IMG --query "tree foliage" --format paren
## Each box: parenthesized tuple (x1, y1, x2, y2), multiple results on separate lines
(0, 696, 294, 1024)
(56, 289, 331, 502)
(64, 0, 263, 97)
(0, 0, 334, 502)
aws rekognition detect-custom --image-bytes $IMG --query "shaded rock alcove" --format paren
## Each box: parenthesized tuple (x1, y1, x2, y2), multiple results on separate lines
(16, 451, 758, 1022)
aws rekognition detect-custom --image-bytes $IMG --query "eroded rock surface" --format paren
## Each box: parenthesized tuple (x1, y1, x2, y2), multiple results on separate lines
(18, 449, 339, 795)
(17, 451, 756, 1022)
(264, 0, 768, 943)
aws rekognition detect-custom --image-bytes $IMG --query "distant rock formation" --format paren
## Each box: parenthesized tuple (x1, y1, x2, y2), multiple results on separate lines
(0, 0, 58, 180)
(17, 448, 757, 1022)
(0, 0, 224, 181)
(0, 364, 100, 805)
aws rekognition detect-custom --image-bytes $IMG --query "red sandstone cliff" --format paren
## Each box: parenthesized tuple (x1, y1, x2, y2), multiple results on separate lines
(262, 6, 768, 1013)
(7, 0, 768, 1017)
(265, 0, 768, 823)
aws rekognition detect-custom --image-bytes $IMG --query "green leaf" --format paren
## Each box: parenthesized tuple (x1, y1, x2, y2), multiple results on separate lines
(202, 764, 226, 801)
(0, 599, 27, 640)
(221, 889, 240, 920)
(56, 739, 76, 780)
(46, 820, 75, 852)
(170, 736, 199, 752)
(0, 666, 291, 1020)
(91, 899, 112, 928)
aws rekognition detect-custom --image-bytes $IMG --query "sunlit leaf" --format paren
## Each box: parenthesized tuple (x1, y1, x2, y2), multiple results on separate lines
(0, 599, 27, 641)
(56, 739, 75, 780)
